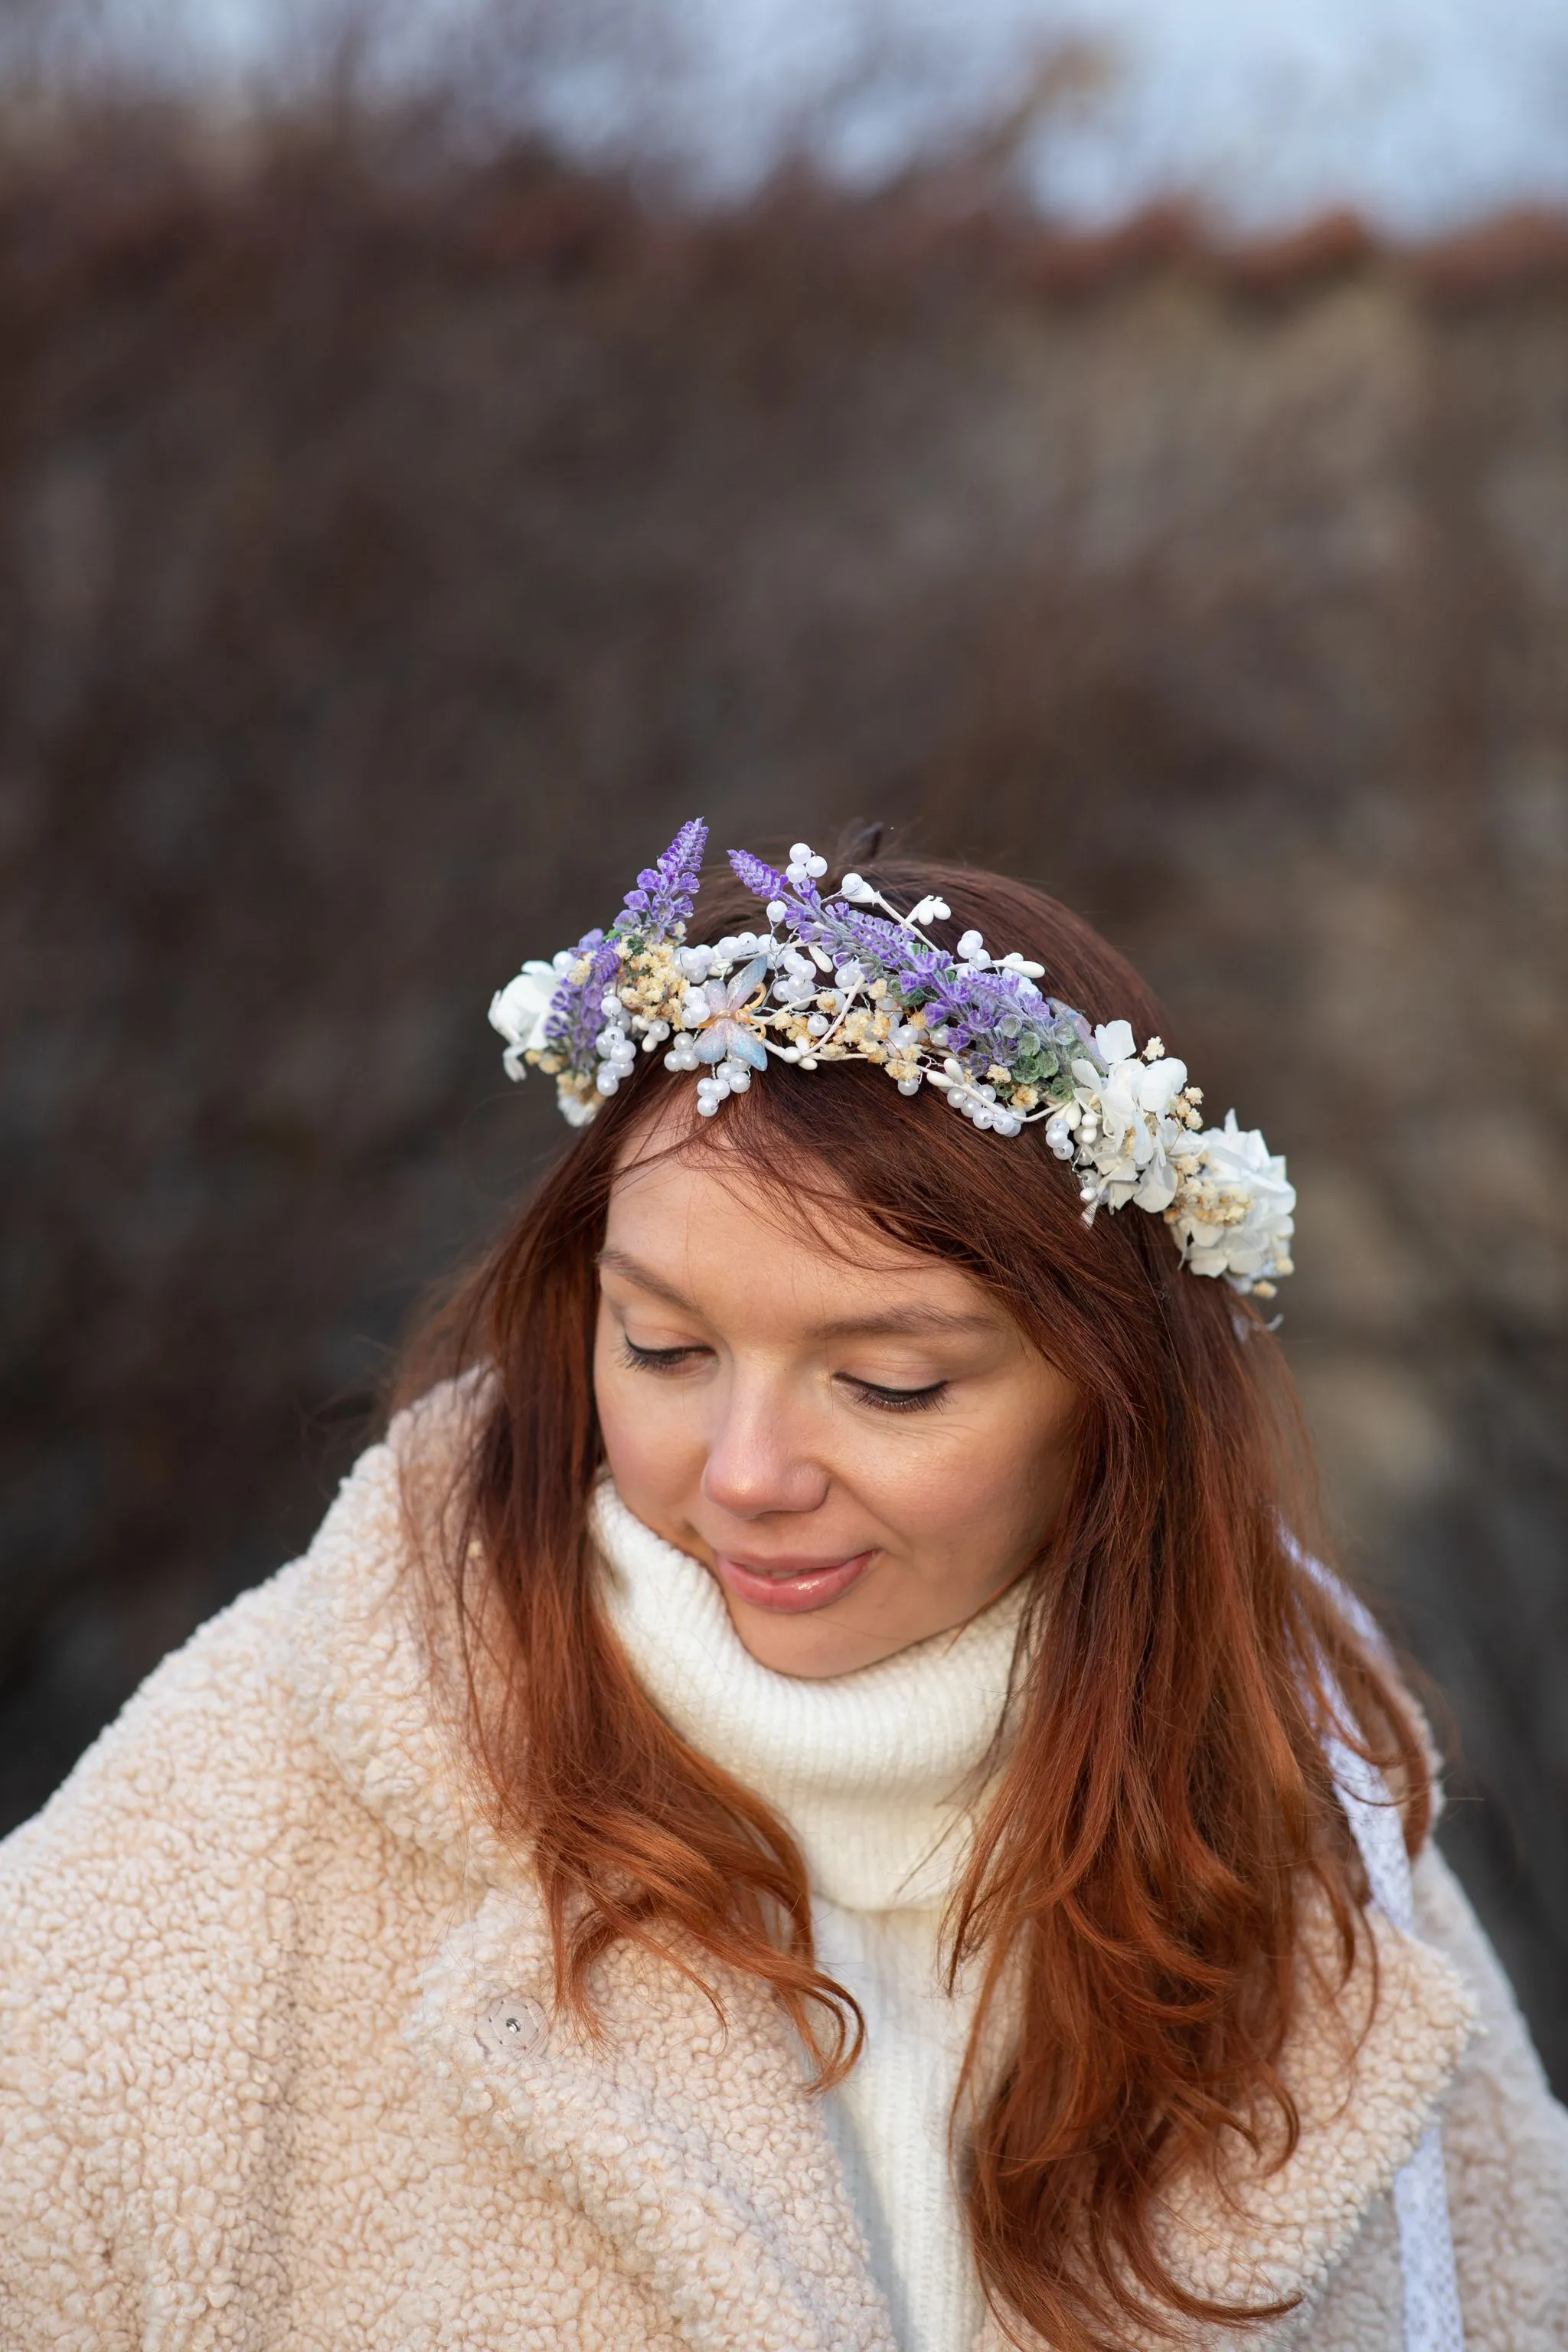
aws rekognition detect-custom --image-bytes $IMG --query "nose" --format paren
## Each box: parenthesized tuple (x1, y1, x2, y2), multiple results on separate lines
(701, 1375, 830, 1521)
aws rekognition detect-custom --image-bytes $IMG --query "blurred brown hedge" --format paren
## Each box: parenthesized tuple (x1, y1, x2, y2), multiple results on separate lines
(1, 120, 1563, 2082)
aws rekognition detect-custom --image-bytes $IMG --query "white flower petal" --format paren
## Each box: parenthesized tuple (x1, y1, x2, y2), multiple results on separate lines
(1135, 1057, 1187, 1114)
(488, 959, 562, 1054)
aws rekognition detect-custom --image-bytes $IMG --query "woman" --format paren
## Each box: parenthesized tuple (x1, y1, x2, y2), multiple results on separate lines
(1, 826, 1563, 2352)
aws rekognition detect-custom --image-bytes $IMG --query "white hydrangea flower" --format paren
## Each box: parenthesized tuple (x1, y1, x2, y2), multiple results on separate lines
(1168, 1112, 1296, 1290)
(1070, 1047, 1191, 1213)
(488, 958, 565, 1080)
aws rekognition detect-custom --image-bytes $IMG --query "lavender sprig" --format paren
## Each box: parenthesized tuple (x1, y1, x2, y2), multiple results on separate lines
(616, 818, 708, 940)
(729, 846, 790, 903)
(541, 929, 619, 1071)
(729, 852, 902, 978)
(528, 822, 709, 1095)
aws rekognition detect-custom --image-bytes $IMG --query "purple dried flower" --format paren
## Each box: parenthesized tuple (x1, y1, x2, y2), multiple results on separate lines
(729, 847, 792, 903)
(615, 818, 708, 940)
(542, 929, 618, 1072)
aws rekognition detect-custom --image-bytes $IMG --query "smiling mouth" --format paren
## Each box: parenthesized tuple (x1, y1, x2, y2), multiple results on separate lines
(712, 1550, 877, 1615)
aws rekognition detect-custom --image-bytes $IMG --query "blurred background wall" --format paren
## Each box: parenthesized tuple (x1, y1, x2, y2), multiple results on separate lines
(2, 0, 1564, 2086)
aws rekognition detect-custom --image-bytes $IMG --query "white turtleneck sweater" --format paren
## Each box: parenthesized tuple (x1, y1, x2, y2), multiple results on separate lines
(593, 1481, 1029, 2352)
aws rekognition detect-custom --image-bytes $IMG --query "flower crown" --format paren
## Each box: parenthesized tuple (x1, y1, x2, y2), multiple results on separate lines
(489, 821, 1295, 1295)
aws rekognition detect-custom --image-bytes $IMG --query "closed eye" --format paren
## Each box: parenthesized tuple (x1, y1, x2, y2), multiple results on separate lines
(619, 1337, 710, 1374)
(841, 1376, 949, 1415)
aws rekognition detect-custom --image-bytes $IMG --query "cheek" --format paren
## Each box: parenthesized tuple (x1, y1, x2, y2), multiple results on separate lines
(985, 1383, 1078, 1549)
(883, 1387, 1074, 1566)
(593, 1321, 701, 1512)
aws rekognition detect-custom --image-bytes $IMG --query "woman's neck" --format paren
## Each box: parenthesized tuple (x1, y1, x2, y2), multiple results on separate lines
(592, 1480, 1031, 1913)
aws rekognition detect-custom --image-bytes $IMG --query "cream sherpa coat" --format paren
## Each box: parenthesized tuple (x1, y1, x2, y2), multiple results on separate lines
(2, 1403, 1566, 2352)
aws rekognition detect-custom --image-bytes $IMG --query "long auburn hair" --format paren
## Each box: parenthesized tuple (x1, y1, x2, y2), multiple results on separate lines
(400, 852, 1430, 2352)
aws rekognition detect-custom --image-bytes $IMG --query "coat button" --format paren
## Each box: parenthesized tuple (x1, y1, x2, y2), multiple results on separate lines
(476, 1991, 547, 2056)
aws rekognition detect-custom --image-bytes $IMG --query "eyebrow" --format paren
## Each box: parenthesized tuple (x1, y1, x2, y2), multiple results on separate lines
(596, 1246, 998, 1342)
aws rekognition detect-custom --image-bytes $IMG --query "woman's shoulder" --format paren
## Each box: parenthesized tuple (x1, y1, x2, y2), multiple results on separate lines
(1410, 1838, 1568, 2164)
(0, 1557, 319, 1930)
(0, 1550, 349, 2257)
(1390, 1840, 1568, 2349)
(0, 1390, 501, 2345)
(0, 1379, 490, 1991)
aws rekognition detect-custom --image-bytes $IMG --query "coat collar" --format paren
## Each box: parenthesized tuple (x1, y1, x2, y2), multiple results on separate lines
(1134, 1898, 1474, 2348)
(289, 1389, 1478, 2352)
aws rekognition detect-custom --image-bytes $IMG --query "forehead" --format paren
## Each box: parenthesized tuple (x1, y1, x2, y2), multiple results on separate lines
(603, 1139, 1000, 1326)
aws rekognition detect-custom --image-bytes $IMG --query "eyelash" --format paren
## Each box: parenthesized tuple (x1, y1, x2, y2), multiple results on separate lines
(843, 1377, 949, 1416)
(617, 1338, 948, 1416)
(619, 1338, 703, 1375)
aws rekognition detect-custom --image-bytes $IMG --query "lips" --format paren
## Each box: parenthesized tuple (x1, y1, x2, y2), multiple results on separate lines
(712, 1549, 877, 1615)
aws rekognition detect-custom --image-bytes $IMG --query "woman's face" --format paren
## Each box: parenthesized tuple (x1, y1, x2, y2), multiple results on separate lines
(593, 1136, 1080, 1677)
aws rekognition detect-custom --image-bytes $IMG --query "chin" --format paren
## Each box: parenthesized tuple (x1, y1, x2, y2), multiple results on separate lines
(718, 1589, 924, 1681)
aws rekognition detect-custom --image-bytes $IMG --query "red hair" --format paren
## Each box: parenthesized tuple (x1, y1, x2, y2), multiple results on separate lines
(400, 855, 1429, 2352)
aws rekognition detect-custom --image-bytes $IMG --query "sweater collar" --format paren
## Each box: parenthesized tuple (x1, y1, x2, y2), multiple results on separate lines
(593, 1479, 1030, 1913)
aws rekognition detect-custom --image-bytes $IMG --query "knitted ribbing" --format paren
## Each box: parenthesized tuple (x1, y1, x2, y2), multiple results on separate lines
(592, 1481, 1030, 2352)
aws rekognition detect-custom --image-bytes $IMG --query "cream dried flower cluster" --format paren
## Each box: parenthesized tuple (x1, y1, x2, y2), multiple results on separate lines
(488, 820, 1295, 1294)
